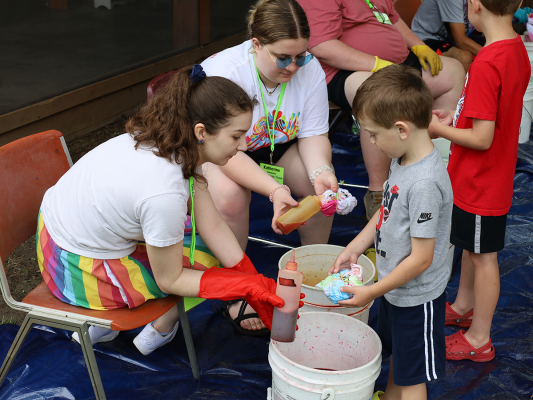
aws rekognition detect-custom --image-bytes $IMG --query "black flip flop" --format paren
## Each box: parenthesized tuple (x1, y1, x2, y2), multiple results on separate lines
(221, 299, 270, 337)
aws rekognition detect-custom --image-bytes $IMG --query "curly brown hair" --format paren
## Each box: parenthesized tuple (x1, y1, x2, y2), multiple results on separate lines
(126, 65, 256, 182)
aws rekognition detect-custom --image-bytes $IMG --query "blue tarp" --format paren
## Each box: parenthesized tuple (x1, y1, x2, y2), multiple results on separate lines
(1, 121, 532, 399)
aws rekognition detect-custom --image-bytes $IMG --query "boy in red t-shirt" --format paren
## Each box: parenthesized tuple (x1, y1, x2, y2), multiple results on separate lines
(429, 0, 530, 362)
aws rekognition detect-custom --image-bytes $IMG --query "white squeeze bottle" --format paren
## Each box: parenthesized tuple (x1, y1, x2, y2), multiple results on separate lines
(271, 250, 303, 342)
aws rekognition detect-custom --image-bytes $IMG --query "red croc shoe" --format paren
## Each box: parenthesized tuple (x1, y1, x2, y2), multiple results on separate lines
(446, 330, 495, 362)
(445, 302, 473, 327)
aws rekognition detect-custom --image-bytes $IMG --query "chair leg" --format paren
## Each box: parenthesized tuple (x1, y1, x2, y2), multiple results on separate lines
(329, 109, 345, 132)
(178, 298, 200, 380)
(0, 313, 35, 387)
(75, 323, 107, 400)
(0, 311, 107, 400)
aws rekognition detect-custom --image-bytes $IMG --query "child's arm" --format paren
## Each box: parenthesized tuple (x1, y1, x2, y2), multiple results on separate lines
(430, 113, 496, 151)
(328, 210, 380, 275)
(337, 237, 435, 307)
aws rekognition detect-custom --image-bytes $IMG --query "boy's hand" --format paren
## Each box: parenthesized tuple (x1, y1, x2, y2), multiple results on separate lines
(429, 111, 453, 139)
(329, 248, 361, 275)
(337, 285, 376, 308)
(432, 109, 453, 126)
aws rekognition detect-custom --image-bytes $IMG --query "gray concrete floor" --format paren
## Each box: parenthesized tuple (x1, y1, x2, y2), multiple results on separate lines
(0, 0, 250, 115)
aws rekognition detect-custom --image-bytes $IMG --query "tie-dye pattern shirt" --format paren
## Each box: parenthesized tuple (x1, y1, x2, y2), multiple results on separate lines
(201, 40, 329, 152)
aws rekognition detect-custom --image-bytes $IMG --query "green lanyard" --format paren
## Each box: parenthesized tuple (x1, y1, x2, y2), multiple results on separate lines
(254, 57, 287, 164)
(188, 176, 196, 268)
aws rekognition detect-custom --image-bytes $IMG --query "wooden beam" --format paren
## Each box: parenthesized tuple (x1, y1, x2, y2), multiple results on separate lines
(49, 0, 69, 9)
(199, 0, 211, 46)
(174, 0, 199, 50)
(0, 82, 147, 147)
(0, 31, 246, 139)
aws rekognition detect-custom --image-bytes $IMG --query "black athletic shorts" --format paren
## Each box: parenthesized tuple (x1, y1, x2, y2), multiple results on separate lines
(327, 50, 423, 111)
(377, 291, 446, 386)
(450, 204, 507, 253)
(424, 39, 455, 53)
(245, 139, 297, 165)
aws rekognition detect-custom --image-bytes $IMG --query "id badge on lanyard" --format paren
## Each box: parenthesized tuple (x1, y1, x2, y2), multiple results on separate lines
(254, 58, 286, 185)
(373, 10, 391, 24)
(363, 0, 392, 25)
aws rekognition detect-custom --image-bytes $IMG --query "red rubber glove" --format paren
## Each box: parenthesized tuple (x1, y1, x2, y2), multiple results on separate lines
(199, 267, 284, 329)
(227, 253, 258, 275)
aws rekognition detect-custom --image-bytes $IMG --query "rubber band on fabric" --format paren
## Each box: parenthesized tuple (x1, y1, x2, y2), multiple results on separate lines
(189, 176, 196, 268)
(253, 56, 287, 159)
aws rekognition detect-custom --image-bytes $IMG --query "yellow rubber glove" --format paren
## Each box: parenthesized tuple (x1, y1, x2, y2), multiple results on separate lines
(411, 45, 443, 76)
(371, 56, 394, 72)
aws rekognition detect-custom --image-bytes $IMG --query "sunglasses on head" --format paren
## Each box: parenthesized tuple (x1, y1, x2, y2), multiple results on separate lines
(263, 45, 314, 69)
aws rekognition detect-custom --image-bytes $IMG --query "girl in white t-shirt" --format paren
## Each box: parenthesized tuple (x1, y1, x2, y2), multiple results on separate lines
(37, 65, 285, 354)
(201, 0, 339, 333)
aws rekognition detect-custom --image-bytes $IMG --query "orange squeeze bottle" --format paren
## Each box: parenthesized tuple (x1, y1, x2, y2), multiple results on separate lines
(270, 250, 303, 342)
(275, 195, 322, 235)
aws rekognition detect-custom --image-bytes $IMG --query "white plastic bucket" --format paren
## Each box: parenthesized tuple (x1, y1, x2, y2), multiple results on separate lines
(446, 244, 455, 273)
(268, 312, 382, 400)
(520, 93, 533, 144)
(279, 244, 375, 300)
(299, 300, 374, 325)
(432, 137, 451, 166)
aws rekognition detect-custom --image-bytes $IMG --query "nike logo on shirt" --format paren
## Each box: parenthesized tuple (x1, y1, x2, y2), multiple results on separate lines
(417, 213, 433, 223)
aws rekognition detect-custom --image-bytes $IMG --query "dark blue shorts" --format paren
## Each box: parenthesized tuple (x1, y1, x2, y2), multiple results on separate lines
(377, 291, 446, 386)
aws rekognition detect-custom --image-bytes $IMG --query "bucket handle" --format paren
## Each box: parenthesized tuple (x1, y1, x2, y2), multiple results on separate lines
(520, 103, 533, 139)
(523, 102, 532, 120)
(321, 388, 335, 400)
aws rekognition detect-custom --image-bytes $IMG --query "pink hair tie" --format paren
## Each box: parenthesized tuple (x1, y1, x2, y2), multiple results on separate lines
(269, 185, 291, 202)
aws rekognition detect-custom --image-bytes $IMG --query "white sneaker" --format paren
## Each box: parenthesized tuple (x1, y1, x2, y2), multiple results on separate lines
(72, 325, 119, 345)
(133, 321, 179, 356)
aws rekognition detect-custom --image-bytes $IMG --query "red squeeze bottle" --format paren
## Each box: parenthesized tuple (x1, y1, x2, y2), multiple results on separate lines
(270, 250, 303, 342)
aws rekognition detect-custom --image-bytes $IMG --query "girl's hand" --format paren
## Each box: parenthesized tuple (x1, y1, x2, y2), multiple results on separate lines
(313, 170, 339, 196)
(271, 188, 299, 235)
(329, 247, 360, 275)
(337, 285, 376, 308)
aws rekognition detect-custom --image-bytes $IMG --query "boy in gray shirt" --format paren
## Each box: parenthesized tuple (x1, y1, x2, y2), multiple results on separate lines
(330, 65, 453, 400)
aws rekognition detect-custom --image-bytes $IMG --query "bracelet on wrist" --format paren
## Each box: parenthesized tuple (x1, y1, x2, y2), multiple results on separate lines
(309, 165, 334, 185)
(269, 185, 291, 203)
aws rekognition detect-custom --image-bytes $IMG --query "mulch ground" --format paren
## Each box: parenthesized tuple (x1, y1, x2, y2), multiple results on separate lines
(1, 116, 129, 324)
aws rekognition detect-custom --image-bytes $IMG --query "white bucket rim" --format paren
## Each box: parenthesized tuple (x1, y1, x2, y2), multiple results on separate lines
(269, 357, 381, 390)
(278, 244, 376, 291)
(270, 312, 382, 375)
(302, 300, 374, 315)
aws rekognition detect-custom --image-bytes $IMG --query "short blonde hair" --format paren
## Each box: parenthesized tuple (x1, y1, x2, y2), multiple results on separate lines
(353, 65, 433, 129)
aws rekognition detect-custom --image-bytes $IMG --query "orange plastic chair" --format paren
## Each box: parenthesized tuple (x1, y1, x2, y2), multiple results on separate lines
(0, 130, 199, 400)
(147, 70, 178, 102)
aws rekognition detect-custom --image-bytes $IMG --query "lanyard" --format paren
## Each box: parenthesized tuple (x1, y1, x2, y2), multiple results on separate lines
(254, 57, 287, 164)
(362, 0, 391, 24)
(188, 176, 196, 268)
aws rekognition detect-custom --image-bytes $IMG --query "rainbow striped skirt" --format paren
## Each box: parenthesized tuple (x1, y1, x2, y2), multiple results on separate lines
(36, 211, 220, 310)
